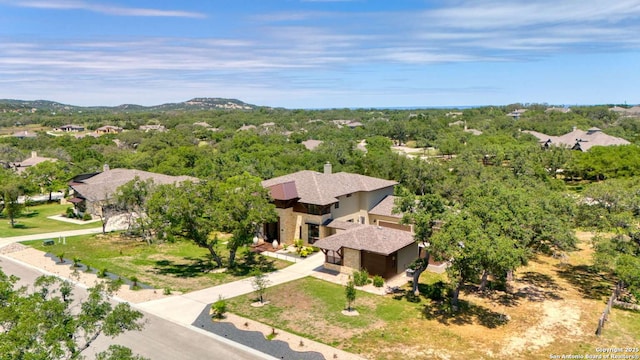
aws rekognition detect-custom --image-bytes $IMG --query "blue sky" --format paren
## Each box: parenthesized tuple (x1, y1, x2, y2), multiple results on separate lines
(1, 0, 639, 108)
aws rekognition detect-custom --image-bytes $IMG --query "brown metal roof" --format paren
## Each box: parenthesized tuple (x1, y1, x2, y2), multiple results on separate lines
(267, 181, 299, 201)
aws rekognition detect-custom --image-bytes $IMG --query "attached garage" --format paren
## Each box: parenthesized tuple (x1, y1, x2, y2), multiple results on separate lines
(314, 224, 417, 279)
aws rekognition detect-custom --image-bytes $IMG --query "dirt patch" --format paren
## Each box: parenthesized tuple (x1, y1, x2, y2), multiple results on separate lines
(500, 301, 582, 356)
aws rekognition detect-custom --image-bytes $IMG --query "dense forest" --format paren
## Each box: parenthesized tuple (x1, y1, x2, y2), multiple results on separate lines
(1, 100, 639, 303)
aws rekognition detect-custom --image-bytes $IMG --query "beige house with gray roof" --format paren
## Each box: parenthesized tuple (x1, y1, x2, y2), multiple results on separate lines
(262, 164, 418, 278)
(68, 166, 195, 217)
(523, 126, 630, 151)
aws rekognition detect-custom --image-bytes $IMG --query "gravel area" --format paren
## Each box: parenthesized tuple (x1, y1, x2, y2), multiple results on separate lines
(193, 308, 331, 360)
(3, 247, 169, 303)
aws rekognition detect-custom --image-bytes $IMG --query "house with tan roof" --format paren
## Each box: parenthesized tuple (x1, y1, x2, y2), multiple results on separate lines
(261, 164, 418, 278)
(95, 125, 123, 135)
(68, 165, 195, 218)
(13, 151, 58, 174)
(55, 124, 85, 132)
(523, 126, 630, 151)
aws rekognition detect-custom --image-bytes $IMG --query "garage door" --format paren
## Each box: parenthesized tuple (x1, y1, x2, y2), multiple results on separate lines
(361, 251, 387, 277)
(378, 220, 412, 232)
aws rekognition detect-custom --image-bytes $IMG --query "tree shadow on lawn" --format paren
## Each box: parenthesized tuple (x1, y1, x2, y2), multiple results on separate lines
(555, 264, 613, 300)
(513, 271, 564, 302)
(153, 258, 216, 278)
(422, 299, 509, 329)
(227, 253, 277, 277)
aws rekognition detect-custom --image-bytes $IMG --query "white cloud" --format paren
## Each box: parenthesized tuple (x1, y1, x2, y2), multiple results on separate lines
(7, 0, 206, 18)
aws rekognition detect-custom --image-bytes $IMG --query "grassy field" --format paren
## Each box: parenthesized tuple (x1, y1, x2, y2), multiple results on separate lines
(226, 232, 640, 359)
(0, 203, 99, 237)
(23, 233, 292, 293)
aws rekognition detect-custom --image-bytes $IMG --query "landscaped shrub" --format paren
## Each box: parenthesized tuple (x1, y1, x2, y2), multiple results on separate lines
(293, 239, 304, 249)
(98, 268, 108, 278)
(130, 276, 139, 289)
(72, 257, 82, 268)
(353, 269, 370, 286)
(372, 275, 384, 288)
(65, 207, 75, 218)
(82, 213, 92, 221)
(211, 296, 227, 319)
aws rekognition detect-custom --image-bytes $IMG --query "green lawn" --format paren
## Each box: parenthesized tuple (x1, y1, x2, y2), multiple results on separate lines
(225, 257, 640, 360)
(23, 233, 292, 293)
(0, 203, 99, 237)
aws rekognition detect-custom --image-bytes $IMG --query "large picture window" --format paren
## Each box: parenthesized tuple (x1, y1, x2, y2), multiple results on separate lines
(308, 223, 319, 244)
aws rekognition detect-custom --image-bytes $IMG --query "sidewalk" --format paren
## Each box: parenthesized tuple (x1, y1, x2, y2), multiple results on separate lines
(136, 252, 325, 324)
(0, 227, 104, 248)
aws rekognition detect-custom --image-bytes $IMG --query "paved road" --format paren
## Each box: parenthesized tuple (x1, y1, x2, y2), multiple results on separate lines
(0, 255, 276, 360)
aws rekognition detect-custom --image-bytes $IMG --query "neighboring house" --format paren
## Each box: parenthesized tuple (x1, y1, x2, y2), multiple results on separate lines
(261, 164, 418, 278)
(13, 151, 57, 174)
(545, 107, 571, 113)
(507, 109, 527, 120)
(68, 166, 195, 218)
(523, 126, 630, 152)
(13, 130, 37, 139)
(95, 125, 123, 134)
(448, 121, 483, 136)
(237, 124, 257, 131)
(609, 105, 640, 117)
(139, 124, 166, 132)
(56, 124, 85, 132)
(332, 120, 364, 129)
(301, 139, 323, 151)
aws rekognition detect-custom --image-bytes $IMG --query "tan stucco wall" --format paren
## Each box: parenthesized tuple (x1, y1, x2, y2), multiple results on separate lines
(330, 186, 394, 225)
(343, 248, 361, 270)
(397, 243, 419, 273)
(360, 187, 394, 217)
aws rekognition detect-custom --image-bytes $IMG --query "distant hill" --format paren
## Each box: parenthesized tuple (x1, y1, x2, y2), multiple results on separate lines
(0, 98, 258, 113)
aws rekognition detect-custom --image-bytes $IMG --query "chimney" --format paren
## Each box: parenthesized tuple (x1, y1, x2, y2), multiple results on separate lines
(324, 162, 332, 175)
(31, 151, 37, 158)
(103, 164, 110, 172)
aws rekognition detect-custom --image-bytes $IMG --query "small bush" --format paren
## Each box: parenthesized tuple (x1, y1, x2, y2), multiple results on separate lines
(65, 207, 75, 218)
(82, 213, 92, 221)
(72, 257, 82, 268)
(353, 269, 370, 286)
(98, 268, 108, 278)
(293, 239, 304, 249)
(211, 296, 227, 319)
(163, 287, 172, 295)
(372, 275, 384, 288)
(130, 276, 139, 289)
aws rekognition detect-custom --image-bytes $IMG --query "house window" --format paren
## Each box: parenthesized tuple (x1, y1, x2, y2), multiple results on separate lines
(335, 201, 339, 209)
(308, 223, 319, 244)
(306, 204, 330, 215)
(326, 250, 342, 265)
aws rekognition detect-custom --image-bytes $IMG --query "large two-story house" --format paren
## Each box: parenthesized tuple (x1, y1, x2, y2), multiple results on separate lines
(261, 164, 418, 278)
